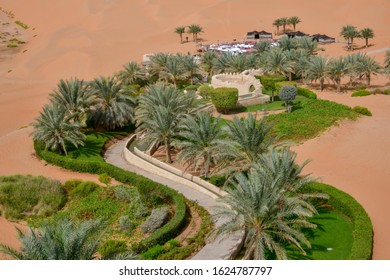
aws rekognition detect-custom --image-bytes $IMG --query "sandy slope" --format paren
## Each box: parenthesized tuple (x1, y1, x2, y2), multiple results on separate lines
(0, 0, 389, 259)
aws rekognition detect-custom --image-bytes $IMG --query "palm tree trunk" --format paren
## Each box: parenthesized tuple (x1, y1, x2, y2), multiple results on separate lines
(336, 79, 341, 93)
(320, 78, 324, 91)
(180, 33, 183, 44)
(365, 38, 368, 48)
(293, 24, 296, 32)
(276, 27, 279, 35)
(165, 139, 172, 163)
(367, 74, 371, 87)
(204, 154, 210, 177)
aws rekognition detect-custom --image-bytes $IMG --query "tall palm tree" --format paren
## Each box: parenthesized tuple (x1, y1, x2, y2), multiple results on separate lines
(174, 26, 186, 44)
(360, 28, 374, 48)
(288, 16, 301, 32)
(226, 54, 256, 73)
(176, 113, 227, 177)
(87, 76, 135, 130)
(340, 25, 360, 51)
(148, 53, 170, 79)
(272, 18, 282, 35)
(201, 51, 218, 78)
(218, 113, 275, 174)
(0, 219, 137, 260)
(32, 104, 85, 155)
(306, 55, 328, 91)
(297, 37, 319, 56)
(254, 41, 271, 57)
(295, 53, 310, 84)
(280, 17, 289, 34)
(278, 36, 298, 51)
(117, 61, 146, 86)
(213, 168, 317, 259)
(327, 57, 348, 92)
(344, 53, 364, 86)
(49, 77, 93, 123)
(187, 24, 203, 42)
(177, 54, 200, 84)
(159, 56, 186, 86)
(264, 48, 293, 78)
(355, 55, 381, 87)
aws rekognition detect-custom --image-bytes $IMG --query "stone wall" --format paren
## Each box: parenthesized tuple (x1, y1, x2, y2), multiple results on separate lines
(211, 72, 262, 96)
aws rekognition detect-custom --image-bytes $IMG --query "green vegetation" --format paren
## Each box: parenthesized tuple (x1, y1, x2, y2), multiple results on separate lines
(275, 81, 297, 92)
(0, 175, 66, 220)
(210, 87, 239, 113)
(15, 20, 28, 29)
(352, 106, 372, 116)
(279, 85, 297, 113)
(99, 240, 128, 258)
(297, 87, 317, 99)
(351, 90, 371, 97)
(174, 26, 186, 44)
(6, 44, 18, 48)
(198, 84, 214, 99)
(267, 99, 358, 142)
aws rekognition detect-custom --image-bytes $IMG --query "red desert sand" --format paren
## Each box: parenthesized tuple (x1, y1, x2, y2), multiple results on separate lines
(0, 0, 389, 259)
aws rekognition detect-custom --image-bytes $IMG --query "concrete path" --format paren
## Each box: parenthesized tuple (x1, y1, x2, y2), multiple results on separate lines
(366, 46, 390, 55)
(104, 137, 243, 260)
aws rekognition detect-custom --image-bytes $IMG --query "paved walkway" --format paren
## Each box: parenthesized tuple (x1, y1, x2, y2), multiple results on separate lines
(104, 137, 243, 260)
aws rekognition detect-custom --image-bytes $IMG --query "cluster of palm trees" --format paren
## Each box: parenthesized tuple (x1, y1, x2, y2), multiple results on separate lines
(272, 16, 301, 35)
(174, 24, 203, 43)
(32, 75, 136, 155)
(340, 25, 375, 50)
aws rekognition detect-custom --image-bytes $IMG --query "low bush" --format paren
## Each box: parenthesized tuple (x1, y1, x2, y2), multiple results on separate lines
(114, 187, 132, 202)
(351, 90, 371, 97)
(209, 175, 227, 187)
(279, 85, 297, 113)
(64, 179, 83, 192)
(71, 181, 98, 197)
(99, 240, 128, 258)
(141, 245, 165, 260)
(382, 89, 390, 95)
(185, 84, 200, 93)
(297, 87, 317, 99)
(98, 173, 111, 185)
(352, 106, 372, 116)
(307, 183, 373, 260)
(275, 81, 297, 93)
(198, 84, 214, 99)
(210, 87, 239, 113)
(256, 75, 287, 92)
(119, 215, 134, 233)
(0, 175, 66, 220)
(141, 207, 169, 234)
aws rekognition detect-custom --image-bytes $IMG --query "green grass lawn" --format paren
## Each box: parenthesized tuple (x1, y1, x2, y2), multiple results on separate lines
(243, 95, 307, 112)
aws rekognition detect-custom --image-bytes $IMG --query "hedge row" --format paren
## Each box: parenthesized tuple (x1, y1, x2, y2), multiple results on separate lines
(210, 87, 239, 113)
(297, 87, 317, 99)
(307, 182, 373, 260)
(256, 75, 287, 92)
(34, 141, 187, 253)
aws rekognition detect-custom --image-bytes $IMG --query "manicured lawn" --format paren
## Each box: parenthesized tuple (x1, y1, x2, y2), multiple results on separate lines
(243, 95, 307, 112)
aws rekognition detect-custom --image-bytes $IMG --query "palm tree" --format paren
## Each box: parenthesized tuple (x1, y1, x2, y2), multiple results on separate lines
(344, 53, 364, 86)
(174, 26, 186, 44)
(187, 24, 203, 42)
(136, 83, 199, 162)
(297, 37, 319, 56)
(212, 52, 234, 74)
(272, 18, 283, 35)
(177, 54, 200, 84)
(327, 57, 348, 92)
(148, 53, 170, 78)
(264, 48, 293, 78)
(254, 41, 271, 57)
(360, 28, 374, 48)
(32, 104, 85, 155)
(49, 77, 93, 123)
(176, 113, 227, 177)
(218, 113, 275, 174)
(306, 55, 328, 91)
(226, 54, 256, 73)
(385, 50, 390, 69)
(355, 55, 381, 87)
(201, 51, 218, 78)
(295, 53, 310, 84)
(0, 219, 137, 260)
(87, 76, 135, 130)
(340, 25, 360, 51)
(159, 56, 186, 86)
(288, 16, 301, 32)
(117, 61, 146, 86)
(280, 17, 289, 34)
(213, 168, 317, 259)
(277, 36, 298, 51)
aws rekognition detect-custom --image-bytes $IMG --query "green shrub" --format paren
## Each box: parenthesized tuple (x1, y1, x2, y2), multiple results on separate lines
(356, 85, 367, 91)
(0, 175, 66, 220)
(7, 44, 18, 48)
(15, 20, 28, 29)
(210, 87, 239, 113)
(98, 173, 111, 185)
(114, 187, 132, 202)
(209, 175, 227, 187)
(141, 207, 169, 234)
(257, 75, 287, 92)
(64, 179, 83, 192)
(99, 240, 128, 258)
(297, 87, 317, 99)
(119, 215, 134, 233)
(352, 106, 372, 116)
(198, 84, 214, 99)
(370, 89, 383, 95)
(142, 245, 165, 260)
(34, 141, 187, 253)
(382, 89, 390, 95)
(71, 181, 98, 197)
(307, 183, 373, 260)
(279, 85, 297, 113)
(185, 84, 200, 92)
(351, 90, 371, 97)
(275, 81, 297, 93)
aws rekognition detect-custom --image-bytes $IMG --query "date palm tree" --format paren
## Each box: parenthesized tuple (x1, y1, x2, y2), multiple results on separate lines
(280, 17, 289, 34)
(148, 53, 170, 79)
(49, 77, 94, 123)
(326, 57, 348, 92)
(355, 55, 381, 87)
(288, 16, 301, 32)
(177, 54, 200, 84)
(176, 113, 228, 177)
(306, 55, 328, 91)
(278, 36, 298, 51)
(264, 48, 293, 78)
(87, 76, 135, 130)
(187, 24, 203, 42)
(201, 50, 218, 78)
(117, 61, 146, 86)
(297, 37, 319, 56)
(226, 54, 256, 73)
(32, 104, 85, 155)
(213, 168, 318, 259)
(272, 18, 282, 35)
(340, 25, 360, 51)
(360, 28, 374, 48)
(174, 26, 186, 44)
(0, 219, 137, 260)
(159, 56, 186, 86)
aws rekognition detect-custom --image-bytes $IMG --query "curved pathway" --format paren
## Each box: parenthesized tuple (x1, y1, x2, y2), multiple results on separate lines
(105, 137, 243, 260)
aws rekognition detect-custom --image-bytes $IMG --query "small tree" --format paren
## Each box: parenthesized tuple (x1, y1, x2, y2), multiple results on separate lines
(288, 16, 301, 32)
(279, 85, 297, 113)
(174, 26, 186, 44)
(360, 28, 374, 48)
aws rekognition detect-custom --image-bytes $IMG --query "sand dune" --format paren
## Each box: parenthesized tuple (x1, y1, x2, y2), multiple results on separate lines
(0, 0, 389, 259)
